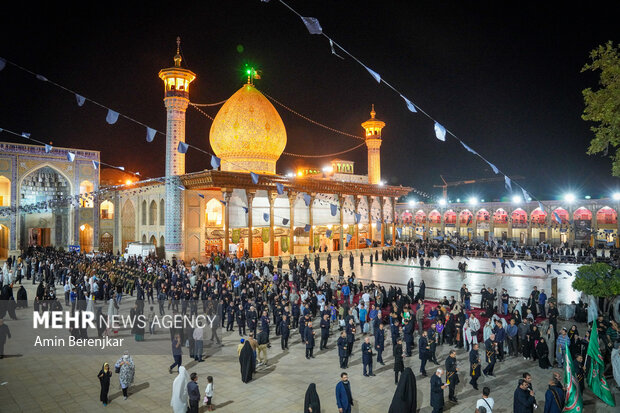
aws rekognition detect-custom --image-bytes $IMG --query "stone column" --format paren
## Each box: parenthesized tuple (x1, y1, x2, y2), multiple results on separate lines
(247, 190, 255, 258)
(380, 197, 385, 247)
(223, 190, 232, 256)
(339, 195, 346, 252)
(526, 206, 532, 245)
(568, 206, 575, 247)
(472, 214, 478, 241)
(288, 192, 296, 256)
(392, 197, 397, 246)
(308, 194, 315, 252)
(269, 191, 277, 256)
(368, 196, 373, 243)
(353, 196, 362, 249)
(507, 208, 513, 243)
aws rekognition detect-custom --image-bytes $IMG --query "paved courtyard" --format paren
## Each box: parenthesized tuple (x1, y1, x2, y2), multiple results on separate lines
(0, 255, 617, 412)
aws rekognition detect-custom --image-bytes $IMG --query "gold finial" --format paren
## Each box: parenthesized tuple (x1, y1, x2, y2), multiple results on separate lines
(174, 36, 182, 67)
(370, 104, 376, 119)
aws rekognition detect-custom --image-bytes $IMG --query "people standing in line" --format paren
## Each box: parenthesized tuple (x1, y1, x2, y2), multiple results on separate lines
(475, 387, 494, 413)
(430, 368, 448, 413)
(361, 336, 375, 377)
(114, 351, 135, 400)
(97, 362, 112, 407)
(393, 337, 405, 385)
(187, 372, 200, 413)
(170, 366, 190, 413)
(203, 375, 214, 411)
(445, 349, 460, 403)
(335, 372, 354, 413)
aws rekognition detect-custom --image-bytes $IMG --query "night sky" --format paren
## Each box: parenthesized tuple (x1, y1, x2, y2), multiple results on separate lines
(1, 1, 617, 203)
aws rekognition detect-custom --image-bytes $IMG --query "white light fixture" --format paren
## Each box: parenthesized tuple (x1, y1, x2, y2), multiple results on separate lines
(564, 193, 576, 203)
(322, 166, 333, 173)
(408, 200, 416, 207)
(613, 192, 620, 201)
(512, 195, 522, 204)
(469, 197, 478, 206)
(438, 198, 447, 206)
(286, 172, 294, 178)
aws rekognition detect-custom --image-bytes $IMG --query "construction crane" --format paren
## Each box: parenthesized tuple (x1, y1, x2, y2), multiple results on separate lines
(433, 175, 524, 200)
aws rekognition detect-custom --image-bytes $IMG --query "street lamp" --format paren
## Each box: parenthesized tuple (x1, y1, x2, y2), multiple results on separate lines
(468, 197, 478, 206)
(512, 195, 522, 204)
(564, 193, 576, 203)
(438, 198, 447, 206)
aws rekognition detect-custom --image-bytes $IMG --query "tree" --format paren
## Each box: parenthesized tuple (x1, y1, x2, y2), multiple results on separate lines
(572, 262, 620, 314)
(582, 41, 620, 175)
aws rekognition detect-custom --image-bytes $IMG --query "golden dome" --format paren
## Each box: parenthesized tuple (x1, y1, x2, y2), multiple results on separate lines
(209, 84, 287, 175)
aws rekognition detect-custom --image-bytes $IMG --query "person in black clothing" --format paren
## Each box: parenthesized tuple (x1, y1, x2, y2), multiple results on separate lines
(469, 343, 481, 390)
(430, 368, 447, 413)
(445, 350, 460, 402)
(375, 323, 385, 365)
(304, 383, 321, 413)
(419, 330, 430, 376)
(319, 314, 330, 350)
(393, 337, 405, 384)
(483, 334, 497, 376)
(236, 304, 246, 336)
(337, 331, 349, 368)
(97, 363, 112, 406)
(388, 367, 416, 413)
(361, 336, 375, 377)
(187, 372, 200, 413)
(305, 321, 316, 359)
(346, 318, 356, 356)
(280, 314, 290, 350)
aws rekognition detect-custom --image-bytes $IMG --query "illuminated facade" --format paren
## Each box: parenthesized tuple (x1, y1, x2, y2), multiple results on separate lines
(395, 199, 620, 247)
(0, 41, 410, 262)
(158, 37, 196, 260)
(362, 105, 384, 185)
(209, 82, 287, 175)
(0, 142, 100, 258)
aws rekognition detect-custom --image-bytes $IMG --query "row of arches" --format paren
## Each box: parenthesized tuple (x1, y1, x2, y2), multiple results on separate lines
(141, 199, 165, 226)
(405, 206, 618, 225)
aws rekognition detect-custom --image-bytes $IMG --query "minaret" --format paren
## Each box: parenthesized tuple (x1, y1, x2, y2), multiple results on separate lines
(158, 37, 196, 261)
(361, 105, 385, 185)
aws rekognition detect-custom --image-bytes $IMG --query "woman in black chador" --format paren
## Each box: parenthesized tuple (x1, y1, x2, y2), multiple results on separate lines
(239, 341, 254, 383)
(304, 383, 321, 413)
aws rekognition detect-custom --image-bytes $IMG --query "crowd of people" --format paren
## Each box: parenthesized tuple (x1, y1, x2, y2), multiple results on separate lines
(0, 242, 619, 411)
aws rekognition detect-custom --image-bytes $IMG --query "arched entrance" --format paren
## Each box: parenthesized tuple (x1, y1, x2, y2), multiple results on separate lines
(100, 232, 113, 253)
(19, 166, 71, 249)
(121, 200, 136, 251)
(79, 224, 94, 253)
(158, 235, 165, 257)
(0, 224, 9, 259)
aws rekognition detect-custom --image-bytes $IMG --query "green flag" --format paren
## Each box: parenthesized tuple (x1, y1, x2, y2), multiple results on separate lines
(586, 320, 616, 406)
(562, 341, 583, 412)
